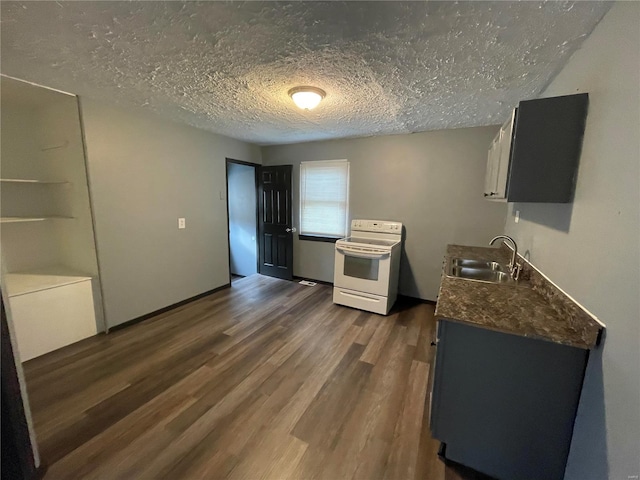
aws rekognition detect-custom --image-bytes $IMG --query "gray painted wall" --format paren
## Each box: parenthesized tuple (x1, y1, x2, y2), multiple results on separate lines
(81, 99, 261, 328)
(262, 127, 507, 300)
(228, 162, 258, 277)
(504, 3, 640, 478)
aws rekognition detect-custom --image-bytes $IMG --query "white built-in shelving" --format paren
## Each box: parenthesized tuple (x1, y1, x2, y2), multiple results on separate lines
(1, 177, 73, 223)
(1, 75, 104, 360)
(5, 268, 92, 297)
(5, 269, 97, 361)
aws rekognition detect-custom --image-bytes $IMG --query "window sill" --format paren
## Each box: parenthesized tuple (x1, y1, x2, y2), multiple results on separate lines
(298, 234, 341, 243)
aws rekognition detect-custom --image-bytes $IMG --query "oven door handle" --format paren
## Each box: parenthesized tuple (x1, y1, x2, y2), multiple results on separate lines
(336, 246, 390, 259)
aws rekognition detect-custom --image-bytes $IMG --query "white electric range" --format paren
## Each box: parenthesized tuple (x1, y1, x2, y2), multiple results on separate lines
(333, 219, 403, 315)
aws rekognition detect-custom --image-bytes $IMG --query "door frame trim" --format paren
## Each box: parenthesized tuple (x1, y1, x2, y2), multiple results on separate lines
(225, 158, 260, 284)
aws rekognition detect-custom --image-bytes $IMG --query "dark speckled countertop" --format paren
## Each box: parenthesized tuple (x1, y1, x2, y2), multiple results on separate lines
(435, 244, 603, 350)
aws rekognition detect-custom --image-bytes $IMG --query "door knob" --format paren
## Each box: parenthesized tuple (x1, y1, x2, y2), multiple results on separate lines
(286, 227, 297, 233)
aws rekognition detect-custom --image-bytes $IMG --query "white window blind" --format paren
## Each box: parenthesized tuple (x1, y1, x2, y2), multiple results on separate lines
(300, 160, 350, 238)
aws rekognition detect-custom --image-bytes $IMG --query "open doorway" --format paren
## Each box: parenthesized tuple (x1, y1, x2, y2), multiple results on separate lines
(225, 159, 259, 283)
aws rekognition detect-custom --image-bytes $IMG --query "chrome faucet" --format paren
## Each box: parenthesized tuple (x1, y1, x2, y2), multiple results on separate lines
(490, 235, 522, 281)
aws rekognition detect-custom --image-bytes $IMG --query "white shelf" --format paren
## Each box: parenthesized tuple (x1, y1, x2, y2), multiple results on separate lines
(1, 216, 73, 223)
(1, 217, 46, 223)
(5, 267, 92, 297)
(1, 178, 69, 184)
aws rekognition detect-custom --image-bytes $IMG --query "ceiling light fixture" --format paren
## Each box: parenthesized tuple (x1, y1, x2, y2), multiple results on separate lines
(288, 86, 326, 110)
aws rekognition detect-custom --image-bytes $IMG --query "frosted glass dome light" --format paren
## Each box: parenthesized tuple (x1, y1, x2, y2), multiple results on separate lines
(288, 86, 326, 110)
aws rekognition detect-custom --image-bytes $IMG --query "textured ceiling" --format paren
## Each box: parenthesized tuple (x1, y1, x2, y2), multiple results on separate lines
(0, 1, 611, 145)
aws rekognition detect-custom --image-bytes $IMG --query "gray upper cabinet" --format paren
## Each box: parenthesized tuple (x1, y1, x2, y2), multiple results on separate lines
(484, 93, 589, 203)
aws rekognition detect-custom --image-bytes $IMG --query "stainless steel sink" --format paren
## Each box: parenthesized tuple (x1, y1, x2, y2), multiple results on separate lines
(450, 258, 506, 272)
(447, 258, 513, 284)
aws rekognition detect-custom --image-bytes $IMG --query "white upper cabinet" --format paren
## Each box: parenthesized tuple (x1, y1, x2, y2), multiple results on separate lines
(484, 132, 500, 199)
(484, 111, 515, 200)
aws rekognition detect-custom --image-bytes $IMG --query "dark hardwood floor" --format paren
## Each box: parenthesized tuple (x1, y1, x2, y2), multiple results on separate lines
(23, 274, 488, 480)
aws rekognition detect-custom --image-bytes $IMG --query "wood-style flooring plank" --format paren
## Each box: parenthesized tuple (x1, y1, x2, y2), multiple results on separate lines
(414, 302, 437, 364)
(291, 343, 371, 449)
(384, 359, 431, 480)
(354, 314, 380, 346)
(359, 316, 395, 364)
(21, 274, 489, 480)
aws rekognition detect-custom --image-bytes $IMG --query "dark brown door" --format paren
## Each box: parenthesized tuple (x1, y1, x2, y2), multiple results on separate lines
(258, 165, 294, 280)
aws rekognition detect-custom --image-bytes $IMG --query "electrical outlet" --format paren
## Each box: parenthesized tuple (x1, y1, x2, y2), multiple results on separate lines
(178, 217, 186, 229)
(515, 210, 520, 223)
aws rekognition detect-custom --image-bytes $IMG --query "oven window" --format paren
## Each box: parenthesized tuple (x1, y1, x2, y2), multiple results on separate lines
(344, 256, 379, 281)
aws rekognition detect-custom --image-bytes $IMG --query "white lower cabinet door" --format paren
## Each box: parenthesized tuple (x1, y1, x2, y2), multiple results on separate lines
(9, 280, 97, 361)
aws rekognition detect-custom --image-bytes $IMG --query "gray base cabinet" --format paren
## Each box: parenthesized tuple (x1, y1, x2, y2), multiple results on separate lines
(430, 319, 588, 480)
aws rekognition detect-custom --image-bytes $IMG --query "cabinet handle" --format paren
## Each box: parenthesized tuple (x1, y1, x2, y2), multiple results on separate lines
(430, 341, 437, 346)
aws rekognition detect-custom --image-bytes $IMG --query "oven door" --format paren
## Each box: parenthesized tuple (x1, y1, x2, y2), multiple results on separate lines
(334, 243, 392, 297)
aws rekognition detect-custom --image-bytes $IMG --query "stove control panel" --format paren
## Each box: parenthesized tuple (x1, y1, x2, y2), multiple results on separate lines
(351, 219, 403, 234)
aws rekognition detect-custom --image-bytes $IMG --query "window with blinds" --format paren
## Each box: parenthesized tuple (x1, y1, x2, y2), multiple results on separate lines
(299, 159, 350, 238)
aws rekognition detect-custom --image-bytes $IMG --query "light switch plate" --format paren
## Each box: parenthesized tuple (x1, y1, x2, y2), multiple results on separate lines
(178, 217, 186, 229)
